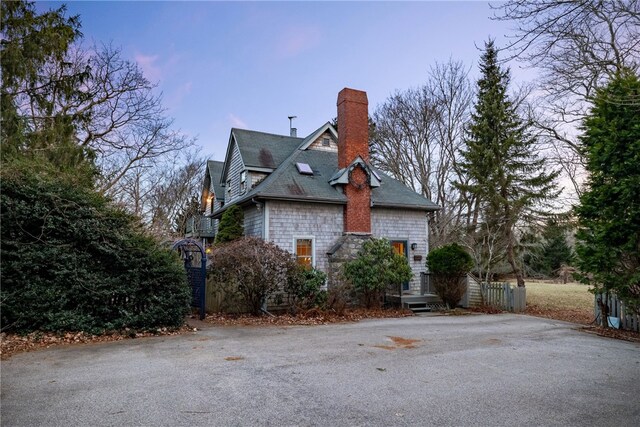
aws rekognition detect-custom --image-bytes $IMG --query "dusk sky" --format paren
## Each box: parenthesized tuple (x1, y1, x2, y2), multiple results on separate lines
(37, 1, 533, 160)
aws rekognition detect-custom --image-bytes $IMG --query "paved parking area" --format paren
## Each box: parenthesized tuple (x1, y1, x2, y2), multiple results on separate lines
(2, 314, 639, 426)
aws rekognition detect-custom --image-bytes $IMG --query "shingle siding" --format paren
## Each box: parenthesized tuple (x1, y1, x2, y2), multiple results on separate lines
(307, 131, 338, 153)
(267, 201, 343, 274)
(225, 140, 246, 204)
(244, 205, 263, 237)
(249, 171, 268, 189)
(371, 208, 428, 291)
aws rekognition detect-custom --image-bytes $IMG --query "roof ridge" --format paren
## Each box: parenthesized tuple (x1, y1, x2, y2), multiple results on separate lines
(232, 128, 303, 140)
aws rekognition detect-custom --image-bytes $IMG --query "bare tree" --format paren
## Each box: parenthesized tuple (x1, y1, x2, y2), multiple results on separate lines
(146, 151, 207, 239)
(493, 0, 640, 195)
(10, 42, 193, 194)
(371, 60, 474, 247)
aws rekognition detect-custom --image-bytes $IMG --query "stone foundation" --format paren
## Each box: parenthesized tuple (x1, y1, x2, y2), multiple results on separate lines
(327, 233, 372, 288)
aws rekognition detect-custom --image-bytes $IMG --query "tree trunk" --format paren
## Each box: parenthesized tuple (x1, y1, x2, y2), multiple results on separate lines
(506, 228, 525, 287)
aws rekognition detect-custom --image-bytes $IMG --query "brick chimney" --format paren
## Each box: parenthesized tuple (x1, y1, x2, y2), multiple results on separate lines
(337, 88, 371, 234)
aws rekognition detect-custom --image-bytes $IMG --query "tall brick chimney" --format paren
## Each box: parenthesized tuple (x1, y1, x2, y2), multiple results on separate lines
(337, 88, 371, 234)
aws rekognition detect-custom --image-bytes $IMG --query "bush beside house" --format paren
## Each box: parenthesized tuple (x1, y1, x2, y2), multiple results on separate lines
(207, 237, 296, 314)
(343, 238, 413, 308)
(0, 173, 192, 334)
(427, 244, 474, 308)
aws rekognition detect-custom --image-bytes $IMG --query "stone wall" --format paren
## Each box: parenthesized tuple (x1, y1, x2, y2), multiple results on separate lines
(326, 233, 372, 289)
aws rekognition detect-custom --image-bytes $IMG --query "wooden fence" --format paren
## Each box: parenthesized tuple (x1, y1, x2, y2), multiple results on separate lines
(480, 282, 527, 313)
(594, 293, 640, 332)
(461, 274, 483, 308)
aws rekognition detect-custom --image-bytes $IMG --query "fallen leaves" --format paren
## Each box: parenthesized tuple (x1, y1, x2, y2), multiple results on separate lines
(203, 308, 413, 327)
(0, 326, 193, 360)
(525, 304, 595, 325)
(580, 326, 640, 343)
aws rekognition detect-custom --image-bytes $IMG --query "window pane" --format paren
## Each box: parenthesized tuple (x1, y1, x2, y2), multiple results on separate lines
(296, 239, 313, 267)
(392, 241, 406, 257)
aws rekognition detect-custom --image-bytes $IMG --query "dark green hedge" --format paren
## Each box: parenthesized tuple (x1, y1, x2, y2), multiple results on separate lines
(0, 173, 191, 333)
(427, 243, 474, 308)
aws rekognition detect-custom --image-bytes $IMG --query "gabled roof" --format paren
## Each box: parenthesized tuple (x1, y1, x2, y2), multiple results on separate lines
(207, 160, 224, 200)
(212, 135, 439, 216)
(298, 122, 338, 150)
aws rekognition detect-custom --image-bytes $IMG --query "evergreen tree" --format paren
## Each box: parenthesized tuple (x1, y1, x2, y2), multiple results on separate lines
(457, 40, 560, 287)
(523, 218, 574, 278)
(215, 205, 244, 244)
(1, 1, 94, 180)
(575, 70, 640, 318)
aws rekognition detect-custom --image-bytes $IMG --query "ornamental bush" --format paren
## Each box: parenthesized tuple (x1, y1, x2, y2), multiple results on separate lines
(285, 266, 327, 314)
(427, 243, 474, 308)
(0, 172, 191, 334)
(343, 238, 413, 308)
(207, 237, 297, 315)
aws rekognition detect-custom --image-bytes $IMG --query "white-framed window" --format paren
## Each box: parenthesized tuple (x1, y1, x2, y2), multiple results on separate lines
(240, 170, 247, 192)
(226, 179, 231, 194)
(294, 236, 315, 268)
(322, 137, 330, 147)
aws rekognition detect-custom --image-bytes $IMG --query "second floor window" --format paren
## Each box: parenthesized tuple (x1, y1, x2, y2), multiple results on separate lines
(240, 171, 247, 192)
(226, 179, 231, 194)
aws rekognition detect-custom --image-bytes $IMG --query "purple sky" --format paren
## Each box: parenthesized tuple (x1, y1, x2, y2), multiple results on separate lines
(37, 1, 532, 161)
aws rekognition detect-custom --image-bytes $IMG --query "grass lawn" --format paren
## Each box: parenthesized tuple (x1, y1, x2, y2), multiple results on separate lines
(524, 280, 596, 325)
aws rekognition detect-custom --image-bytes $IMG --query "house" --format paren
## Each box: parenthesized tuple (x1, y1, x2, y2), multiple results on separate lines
(201, 88, 440, 304)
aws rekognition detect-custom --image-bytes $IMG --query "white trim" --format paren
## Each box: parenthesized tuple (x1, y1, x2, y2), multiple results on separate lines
(245, 166, 275, 173)
(298, 122, 338, 150)
(293, 235, 315, 268)
(263, 201, 270, 241)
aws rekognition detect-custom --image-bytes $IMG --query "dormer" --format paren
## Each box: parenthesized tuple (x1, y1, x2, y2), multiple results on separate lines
(299, 122, 339, 152)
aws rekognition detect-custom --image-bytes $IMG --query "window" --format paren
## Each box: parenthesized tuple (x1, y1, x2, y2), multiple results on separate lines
(295, 238, 314, 268)
(226, 179, 231, 194)
(240, 171, 247, 192)
(322, 137, 330, 147)
(296, 162, 313, 175)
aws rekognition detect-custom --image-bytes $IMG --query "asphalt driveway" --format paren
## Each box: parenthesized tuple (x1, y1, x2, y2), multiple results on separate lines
(2, 314, 639, 426)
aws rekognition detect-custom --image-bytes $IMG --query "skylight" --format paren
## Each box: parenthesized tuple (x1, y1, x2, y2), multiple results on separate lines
(296, 162, 314, 175)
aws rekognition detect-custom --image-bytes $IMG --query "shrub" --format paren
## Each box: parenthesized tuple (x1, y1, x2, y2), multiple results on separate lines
(0, 173, 191, 334)
(343, 238, 413, 308)
(326, 280, 352, 315)
(215, 205, 244, 244)
(285, 266, 327, 313)
(427, 243, 474, 308)
(207, 237, 296, 315)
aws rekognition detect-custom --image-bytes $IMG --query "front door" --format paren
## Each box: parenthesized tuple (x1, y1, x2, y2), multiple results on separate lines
(391, 240, 409, 292)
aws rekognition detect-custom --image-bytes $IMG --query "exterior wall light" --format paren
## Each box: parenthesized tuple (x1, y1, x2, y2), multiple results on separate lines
(411, 243, 418, 251)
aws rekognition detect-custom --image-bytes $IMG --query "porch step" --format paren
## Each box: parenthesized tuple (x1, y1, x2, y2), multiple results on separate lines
(403, 301, 448, 313)
(404, 302, 432, 313)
